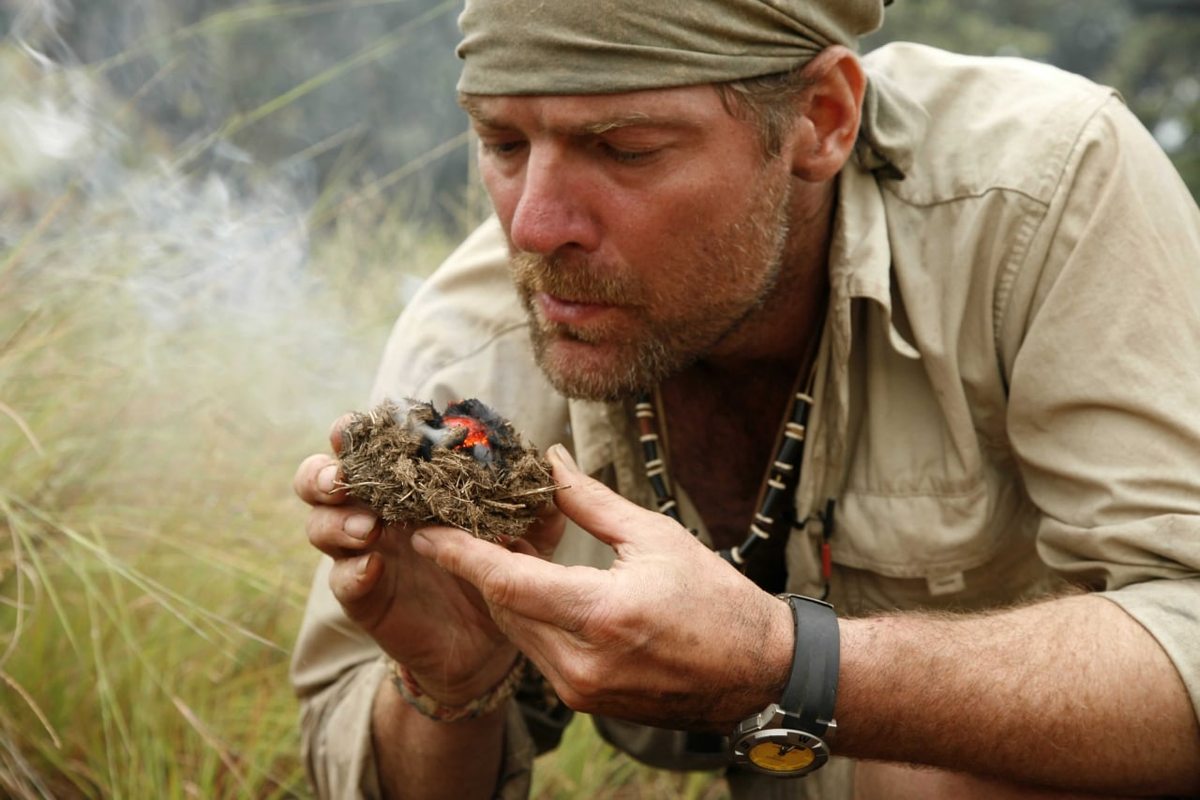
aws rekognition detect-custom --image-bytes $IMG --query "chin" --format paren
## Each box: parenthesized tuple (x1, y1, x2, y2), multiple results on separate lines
(536, 338, 646, 402)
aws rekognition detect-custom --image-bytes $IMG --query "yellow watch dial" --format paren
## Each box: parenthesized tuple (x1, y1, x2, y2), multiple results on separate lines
(747, 741, 816, 773)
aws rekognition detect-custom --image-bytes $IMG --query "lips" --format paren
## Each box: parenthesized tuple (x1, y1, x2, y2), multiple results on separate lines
(535, 291, 619, 326)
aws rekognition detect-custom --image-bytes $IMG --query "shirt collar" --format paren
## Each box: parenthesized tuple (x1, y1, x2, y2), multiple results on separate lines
(830, 155, 920, 361)
(855, 66, 931, 182)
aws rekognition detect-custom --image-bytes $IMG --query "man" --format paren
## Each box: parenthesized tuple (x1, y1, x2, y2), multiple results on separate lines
(290, 1, 1200, 797)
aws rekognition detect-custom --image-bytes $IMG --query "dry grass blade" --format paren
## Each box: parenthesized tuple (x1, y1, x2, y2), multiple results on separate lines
(0, 401, 44, 458)
(0, 671, 61, 751)
(13, 499, 279, 656)
(0, 507, 38, 671)
(171, 696, 250, 795)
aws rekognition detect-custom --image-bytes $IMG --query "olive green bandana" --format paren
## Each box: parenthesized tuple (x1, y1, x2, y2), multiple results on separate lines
(455, 0, 927, 178)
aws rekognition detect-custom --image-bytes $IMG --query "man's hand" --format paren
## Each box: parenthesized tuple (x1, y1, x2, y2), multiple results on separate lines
(293, 415, 566, 704)
(410, 443, 794, 731)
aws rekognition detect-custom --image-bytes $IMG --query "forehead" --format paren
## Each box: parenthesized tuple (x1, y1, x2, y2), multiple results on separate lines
(459, 85, 734, 133)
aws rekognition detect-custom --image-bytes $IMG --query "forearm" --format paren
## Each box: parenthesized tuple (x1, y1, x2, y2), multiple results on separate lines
(371, 678, 507, 800)
(834, 594, 1200, 795)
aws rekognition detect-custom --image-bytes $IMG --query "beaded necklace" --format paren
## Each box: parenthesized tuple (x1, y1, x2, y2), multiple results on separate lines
(634, 359, 834, 597)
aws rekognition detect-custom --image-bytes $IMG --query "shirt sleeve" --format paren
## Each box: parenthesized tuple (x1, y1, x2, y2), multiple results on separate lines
(291, 605, 537, 800)
(1000, 95, 1200, 720)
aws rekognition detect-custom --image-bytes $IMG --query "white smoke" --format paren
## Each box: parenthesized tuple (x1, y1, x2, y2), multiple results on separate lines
(0, 2, 408, 431)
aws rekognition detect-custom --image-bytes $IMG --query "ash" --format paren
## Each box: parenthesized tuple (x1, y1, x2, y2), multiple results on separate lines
(337, 399, 559, 541)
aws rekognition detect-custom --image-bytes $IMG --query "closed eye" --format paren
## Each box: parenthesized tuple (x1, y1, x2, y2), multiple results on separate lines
(601, 143, 658, 164)
(480, 139, 526, 159)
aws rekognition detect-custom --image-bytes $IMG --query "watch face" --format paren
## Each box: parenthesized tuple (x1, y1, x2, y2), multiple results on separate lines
(732, 728, 829, 776)
(747, 740, 817, 773)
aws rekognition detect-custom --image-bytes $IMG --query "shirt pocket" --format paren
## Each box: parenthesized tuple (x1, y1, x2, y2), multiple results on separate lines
(831, 335, 1022, 580)
(835, 471, 1028, 579)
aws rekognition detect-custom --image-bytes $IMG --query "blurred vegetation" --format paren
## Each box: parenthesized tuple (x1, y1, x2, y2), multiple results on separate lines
(6, 0, 1196, 228)
(864, 0, 1200, 197)
(0, 0, 1197, 797)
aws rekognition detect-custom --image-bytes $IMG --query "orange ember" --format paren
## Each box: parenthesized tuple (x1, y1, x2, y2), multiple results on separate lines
(443, 416, 491, 449)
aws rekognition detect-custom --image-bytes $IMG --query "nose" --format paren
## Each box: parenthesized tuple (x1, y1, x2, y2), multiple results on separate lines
(506, 146, 601, 256)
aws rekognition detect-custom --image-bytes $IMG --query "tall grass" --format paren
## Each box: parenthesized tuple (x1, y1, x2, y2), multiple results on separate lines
(531, 719, 728, 800)
(0, 30, 437, 795)
(0, 14, 732, 797)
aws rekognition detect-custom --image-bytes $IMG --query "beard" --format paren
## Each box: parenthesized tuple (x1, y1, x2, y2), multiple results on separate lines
(510, 167, 793, 402)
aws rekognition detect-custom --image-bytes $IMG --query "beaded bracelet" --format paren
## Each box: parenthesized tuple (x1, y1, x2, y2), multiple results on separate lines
(389, 654, 528, 723)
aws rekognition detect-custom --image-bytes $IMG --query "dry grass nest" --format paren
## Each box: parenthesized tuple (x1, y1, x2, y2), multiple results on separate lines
(337, 398, 560, 541)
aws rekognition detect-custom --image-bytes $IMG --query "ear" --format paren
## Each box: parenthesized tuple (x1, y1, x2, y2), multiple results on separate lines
(787, 46, 866, 183)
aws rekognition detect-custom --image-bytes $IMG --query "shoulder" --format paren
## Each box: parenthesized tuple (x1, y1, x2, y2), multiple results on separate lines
(371, 215, 522, 401)
(368, 216, 568, 447)
(863, 41, 1123, 206)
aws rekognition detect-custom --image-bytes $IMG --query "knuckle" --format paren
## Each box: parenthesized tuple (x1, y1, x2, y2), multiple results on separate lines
(436, 535, 519, 608)
(327, 557, 369, 606)
(555, 658, 604, 710)
(478, 560, 518, 608)
(306, 506, 355, 553)
(305, 508, 332, 551)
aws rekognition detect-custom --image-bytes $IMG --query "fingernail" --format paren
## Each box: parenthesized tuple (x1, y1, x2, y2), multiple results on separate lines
(549, 443, 578, 471)
(355, 552, 373, 576)
(344, 514, 376, 540)
(317, 464, 338, 494)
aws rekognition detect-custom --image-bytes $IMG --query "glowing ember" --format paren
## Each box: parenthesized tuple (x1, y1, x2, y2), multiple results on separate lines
(442, 416, 491, 449)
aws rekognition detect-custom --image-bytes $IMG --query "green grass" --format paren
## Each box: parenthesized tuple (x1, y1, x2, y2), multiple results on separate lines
(532, 718, 728, 799)
(0, 177, 344, 796)
(0, 34, 729, 798)
(0, 36, 422, 795)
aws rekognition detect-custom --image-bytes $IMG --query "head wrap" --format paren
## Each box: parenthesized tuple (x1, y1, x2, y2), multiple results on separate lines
(457, 0, 885, 95)
(456, 0, 926, 177)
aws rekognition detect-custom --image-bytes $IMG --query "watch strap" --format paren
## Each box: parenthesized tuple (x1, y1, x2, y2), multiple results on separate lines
(778, 593, 839, 736)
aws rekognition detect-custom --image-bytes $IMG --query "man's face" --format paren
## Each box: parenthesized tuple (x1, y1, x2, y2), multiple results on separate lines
(464, 85, 796, 401)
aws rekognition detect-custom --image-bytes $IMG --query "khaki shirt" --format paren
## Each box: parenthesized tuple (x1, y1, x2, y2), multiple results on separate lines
(290, 42, 1200, 798)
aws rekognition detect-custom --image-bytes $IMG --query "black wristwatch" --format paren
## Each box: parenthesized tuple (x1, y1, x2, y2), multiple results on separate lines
(730, 594, 840, 777)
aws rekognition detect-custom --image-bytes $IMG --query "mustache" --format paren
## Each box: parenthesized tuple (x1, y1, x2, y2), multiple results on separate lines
(509, 250, 634, 305)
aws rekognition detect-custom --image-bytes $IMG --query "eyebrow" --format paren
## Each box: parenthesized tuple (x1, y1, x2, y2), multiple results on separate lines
(459, 94, 694, 137)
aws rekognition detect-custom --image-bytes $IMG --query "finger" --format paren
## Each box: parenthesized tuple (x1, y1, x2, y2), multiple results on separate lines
(521, 503, 567, 560)
(306, 503, 380, 557)
(328, 412, 356, 455)
(327, 551, 383, 609)
(505, 538, 540, 558)
(412, 525, 601, 627)
(546, 444, 683, 555)
(293, 453, 349, 506)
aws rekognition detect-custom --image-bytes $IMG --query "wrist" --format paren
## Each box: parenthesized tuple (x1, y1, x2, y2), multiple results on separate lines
(730, 594, 840, 777)
(371, 665, 509, 800)
(390, 650, 526, 723)
(724, 592, 801, 726)
(400, 643, 521, 707)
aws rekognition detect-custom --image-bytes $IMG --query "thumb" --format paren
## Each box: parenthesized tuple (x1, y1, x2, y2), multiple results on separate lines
(547, 444, 685, 555)
(411, 524, 597, 627)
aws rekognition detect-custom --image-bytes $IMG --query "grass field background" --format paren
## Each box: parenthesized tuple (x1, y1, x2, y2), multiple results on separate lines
(0, 26, 727, 798)
(6, 0, 1193, 795)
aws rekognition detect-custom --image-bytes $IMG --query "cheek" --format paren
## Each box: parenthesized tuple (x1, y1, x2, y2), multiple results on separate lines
(621, 183, 752, 268)
(481, 169, 519, 226)
(651, 172, 763, 238)
(608, 189, 723, 265)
